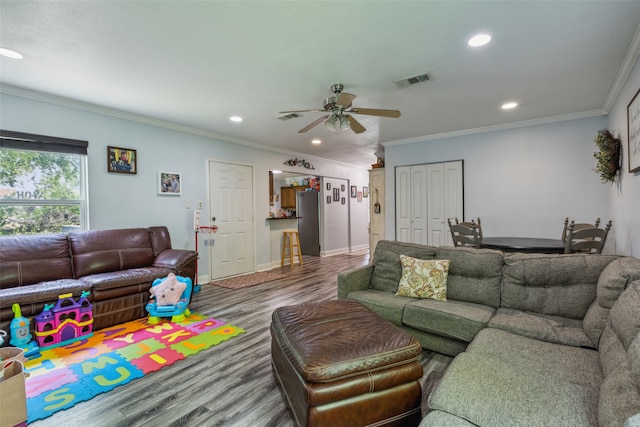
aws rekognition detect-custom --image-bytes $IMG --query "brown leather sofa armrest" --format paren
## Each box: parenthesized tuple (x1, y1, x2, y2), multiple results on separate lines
(153, 249, 197, 272)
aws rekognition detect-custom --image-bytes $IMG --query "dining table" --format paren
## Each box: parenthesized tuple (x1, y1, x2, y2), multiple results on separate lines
(479, 236, 565, 254)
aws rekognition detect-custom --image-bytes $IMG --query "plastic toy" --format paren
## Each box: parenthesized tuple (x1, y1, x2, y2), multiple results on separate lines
(34, 291, 93, 348)
(9, 303, 39, 357)
(146, 274, 192, 324)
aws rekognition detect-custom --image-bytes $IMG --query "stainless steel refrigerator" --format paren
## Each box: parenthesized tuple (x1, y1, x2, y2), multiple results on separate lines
(297, 191, 320, 256)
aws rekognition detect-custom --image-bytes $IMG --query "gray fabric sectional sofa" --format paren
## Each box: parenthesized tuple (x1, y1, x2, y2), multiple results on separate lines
(337, 240, 640, 427)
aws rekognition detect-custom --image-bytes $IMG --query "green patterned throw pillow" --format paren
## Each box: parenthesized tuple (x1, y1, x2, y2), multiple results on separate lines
(396, 255, 450, 300)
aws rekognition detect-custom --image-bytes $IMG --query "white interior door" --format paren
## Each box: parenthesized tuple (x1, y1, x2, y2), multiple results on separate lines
(396, 166, 411, 242)
(208, 161, 254, 279)
(410, 165, 428, 244)
(443, 161, 464, 245)
(396, 161, 463, 246)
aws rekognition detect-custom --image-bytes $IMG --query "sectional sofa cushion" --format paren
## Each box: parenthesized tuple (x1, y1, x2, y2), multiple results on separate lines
(370, 241, 437, 292)
(501, 253, 618, 319)
(488, 308, 594, 348)
(435, 247, 503, 308)
(597, 283, 640, 427)
(347, 289, 408, 326)
(428, 328, 602, 426)
(583, 257, 640, 347)
(402, 299, 495, 343)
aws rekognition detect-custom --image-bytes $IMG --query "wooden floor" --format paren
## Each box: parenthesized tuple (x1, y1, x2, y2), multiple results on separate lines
(30, 252, 452, 427)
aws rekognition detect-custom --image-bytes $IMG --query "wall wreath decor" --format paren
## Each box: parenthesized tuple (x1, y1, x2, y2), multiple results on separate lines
(593, 128, 621, 183)
(284, 158, 315, 170)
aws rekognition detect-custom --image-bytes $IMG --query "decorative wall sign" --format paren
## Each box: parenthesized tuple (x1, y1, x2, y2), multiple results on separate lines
(628, 88, 640, 173)
(158, 171, 182, 195)
(107, 146, 137, 174)
(284, 158, 315, 170)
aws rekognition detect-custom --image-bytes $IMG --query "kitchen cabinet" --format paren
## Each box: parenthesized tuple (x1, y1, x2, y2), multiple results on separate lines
(281, 186, 308, 209)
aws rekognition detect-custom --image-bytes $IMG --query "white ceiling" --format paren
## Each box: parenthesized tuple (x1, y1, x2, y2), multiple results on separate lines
(1, 1, 640, 168)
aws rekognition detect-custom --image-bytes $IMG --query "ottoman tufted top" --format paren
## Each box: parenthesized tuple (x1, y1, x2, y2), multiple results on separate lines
(271, 299, 422, 383)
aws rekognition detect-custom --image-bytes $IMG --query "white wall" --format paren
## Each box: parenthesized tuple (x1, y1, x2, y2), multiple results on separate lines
(607, 55, 640, 257)
(0, 92, 370, 278)
(384, 116, 616, 252)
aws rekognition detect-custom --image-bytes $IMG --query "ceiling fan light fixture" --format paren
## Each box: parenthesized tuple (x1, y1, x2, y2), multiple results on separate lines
(339, 115, 350, 131)
(324, 115, 337, 131)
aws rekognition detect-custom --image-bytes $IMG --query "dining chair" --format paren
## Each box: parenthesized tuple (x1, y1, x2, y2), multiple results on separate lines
(454, 217, 483, 239)
(561, 217, 600, 241)
(564, 220, 612, 254)
(448, 218, 480, 248)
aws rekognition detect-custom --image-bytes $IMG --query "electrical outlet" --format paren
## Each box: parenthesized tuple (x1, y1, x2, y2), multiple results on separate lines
(198, 201, 204, 209)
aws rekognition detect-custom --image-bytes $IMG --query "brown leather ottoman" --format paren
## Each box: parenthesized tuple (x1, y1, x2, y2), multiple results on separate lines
(271, 299, 423, 427)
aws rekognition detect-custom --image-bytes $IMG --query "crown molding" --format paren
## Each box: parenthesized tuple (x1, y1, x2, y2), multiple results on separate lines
(603, 23, 640, 113)
(0, 84, 366, 171)
(382, 109, 605, 148)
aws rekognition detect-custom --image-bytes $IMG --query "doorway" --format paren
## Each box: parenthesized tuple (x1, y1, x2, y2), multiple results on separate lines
(208, 160, 255, 280)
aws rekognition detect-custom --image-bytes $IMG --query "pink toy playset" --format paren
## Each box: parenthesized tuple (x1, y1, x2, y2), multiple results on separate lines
(34, 291, 93, 348)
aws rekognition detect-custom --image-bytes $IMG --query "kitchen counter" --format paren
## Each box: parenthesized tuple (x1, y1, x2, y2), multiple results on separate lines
(267, 217, 299, 268)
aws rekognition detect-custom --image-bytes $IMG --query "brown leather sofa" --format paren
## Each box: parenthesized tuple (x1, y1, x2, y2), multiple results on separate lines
(0, 226, 197, 332)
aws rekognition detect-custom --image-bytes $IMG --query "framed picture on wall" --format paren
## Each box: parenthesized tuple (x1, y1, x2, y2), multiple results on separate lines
(107, 146, 137, 174)
(327, 196, 331, 204)
(341, 184, 345, 192)
(628, 88, 640, 173)
(357, 191, 363, 202)
(350, 186, 357, 198)
(333, 188, 340, 201)
(363, 186, 369, 198)
(158, 171, 182, 195)
(341, 197, 346, 204)
(326, 183, 331, 190)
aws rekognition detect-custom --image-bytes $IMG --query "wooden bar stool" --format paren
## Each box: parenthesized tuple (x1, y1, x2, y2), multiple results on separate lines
(281, 230, 303, 268)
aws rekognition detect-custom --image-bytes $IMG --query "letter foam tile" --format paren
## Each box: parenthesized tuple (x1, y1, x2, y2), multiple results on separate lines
(25, 313, 245, 423)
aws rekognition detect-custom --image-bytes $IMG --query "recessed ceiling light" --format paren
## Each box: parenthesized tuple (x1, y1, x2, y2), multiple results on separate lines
(229, 116, 243, 122)
(0, 47, 24, 59)
(502, 102, 518, 110)
(468, 34, 491, 47)
(311, 139, 321, 145)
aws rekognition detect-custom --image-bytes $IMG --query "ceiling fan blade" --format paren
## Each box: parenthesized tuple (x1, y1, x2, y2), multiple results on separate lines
(298, 115, 330, 133)
(337, 92, 356, 109)
(346, 115, 366, 134)
(349, 107, 401, 118)
(279, 109, 326, 114)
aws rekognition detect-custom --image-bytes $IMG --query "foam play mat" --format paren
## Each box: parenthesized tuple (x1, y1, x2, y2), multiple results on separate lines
(23, 313, 245, 422)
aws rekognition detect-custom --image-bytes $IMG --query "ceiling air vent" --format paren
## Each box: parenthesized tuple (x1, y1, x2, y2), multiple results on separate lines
(277, 112, 302, 120)
(393, 72, 432, 89)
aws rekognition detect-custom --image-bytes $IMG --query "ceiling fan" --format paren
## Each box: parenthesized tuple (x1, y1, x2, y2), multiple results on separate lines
(279, 84, 401, 134)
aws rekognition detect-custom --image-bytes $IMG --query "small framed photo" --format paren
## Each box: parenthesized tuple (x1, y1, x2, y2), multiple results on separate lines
(158, 171, 182, 195)
(333, 188, 340, 201)
(341, 184, 345, 192)
(350, 186, 357, 198)
(628, 88, 640, 173)
(341, 197, 346, 204)
(107, 146, 137, 174)
(326, 196, 331, 204)
(326, 183, 331, 190)
(363, 186, 369, 198)
(357, 191, 363, 202)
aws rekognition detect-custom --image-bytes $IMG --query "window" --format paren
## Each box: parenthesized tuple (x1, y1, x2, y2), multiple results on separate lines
(0, 130, 89, 235)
